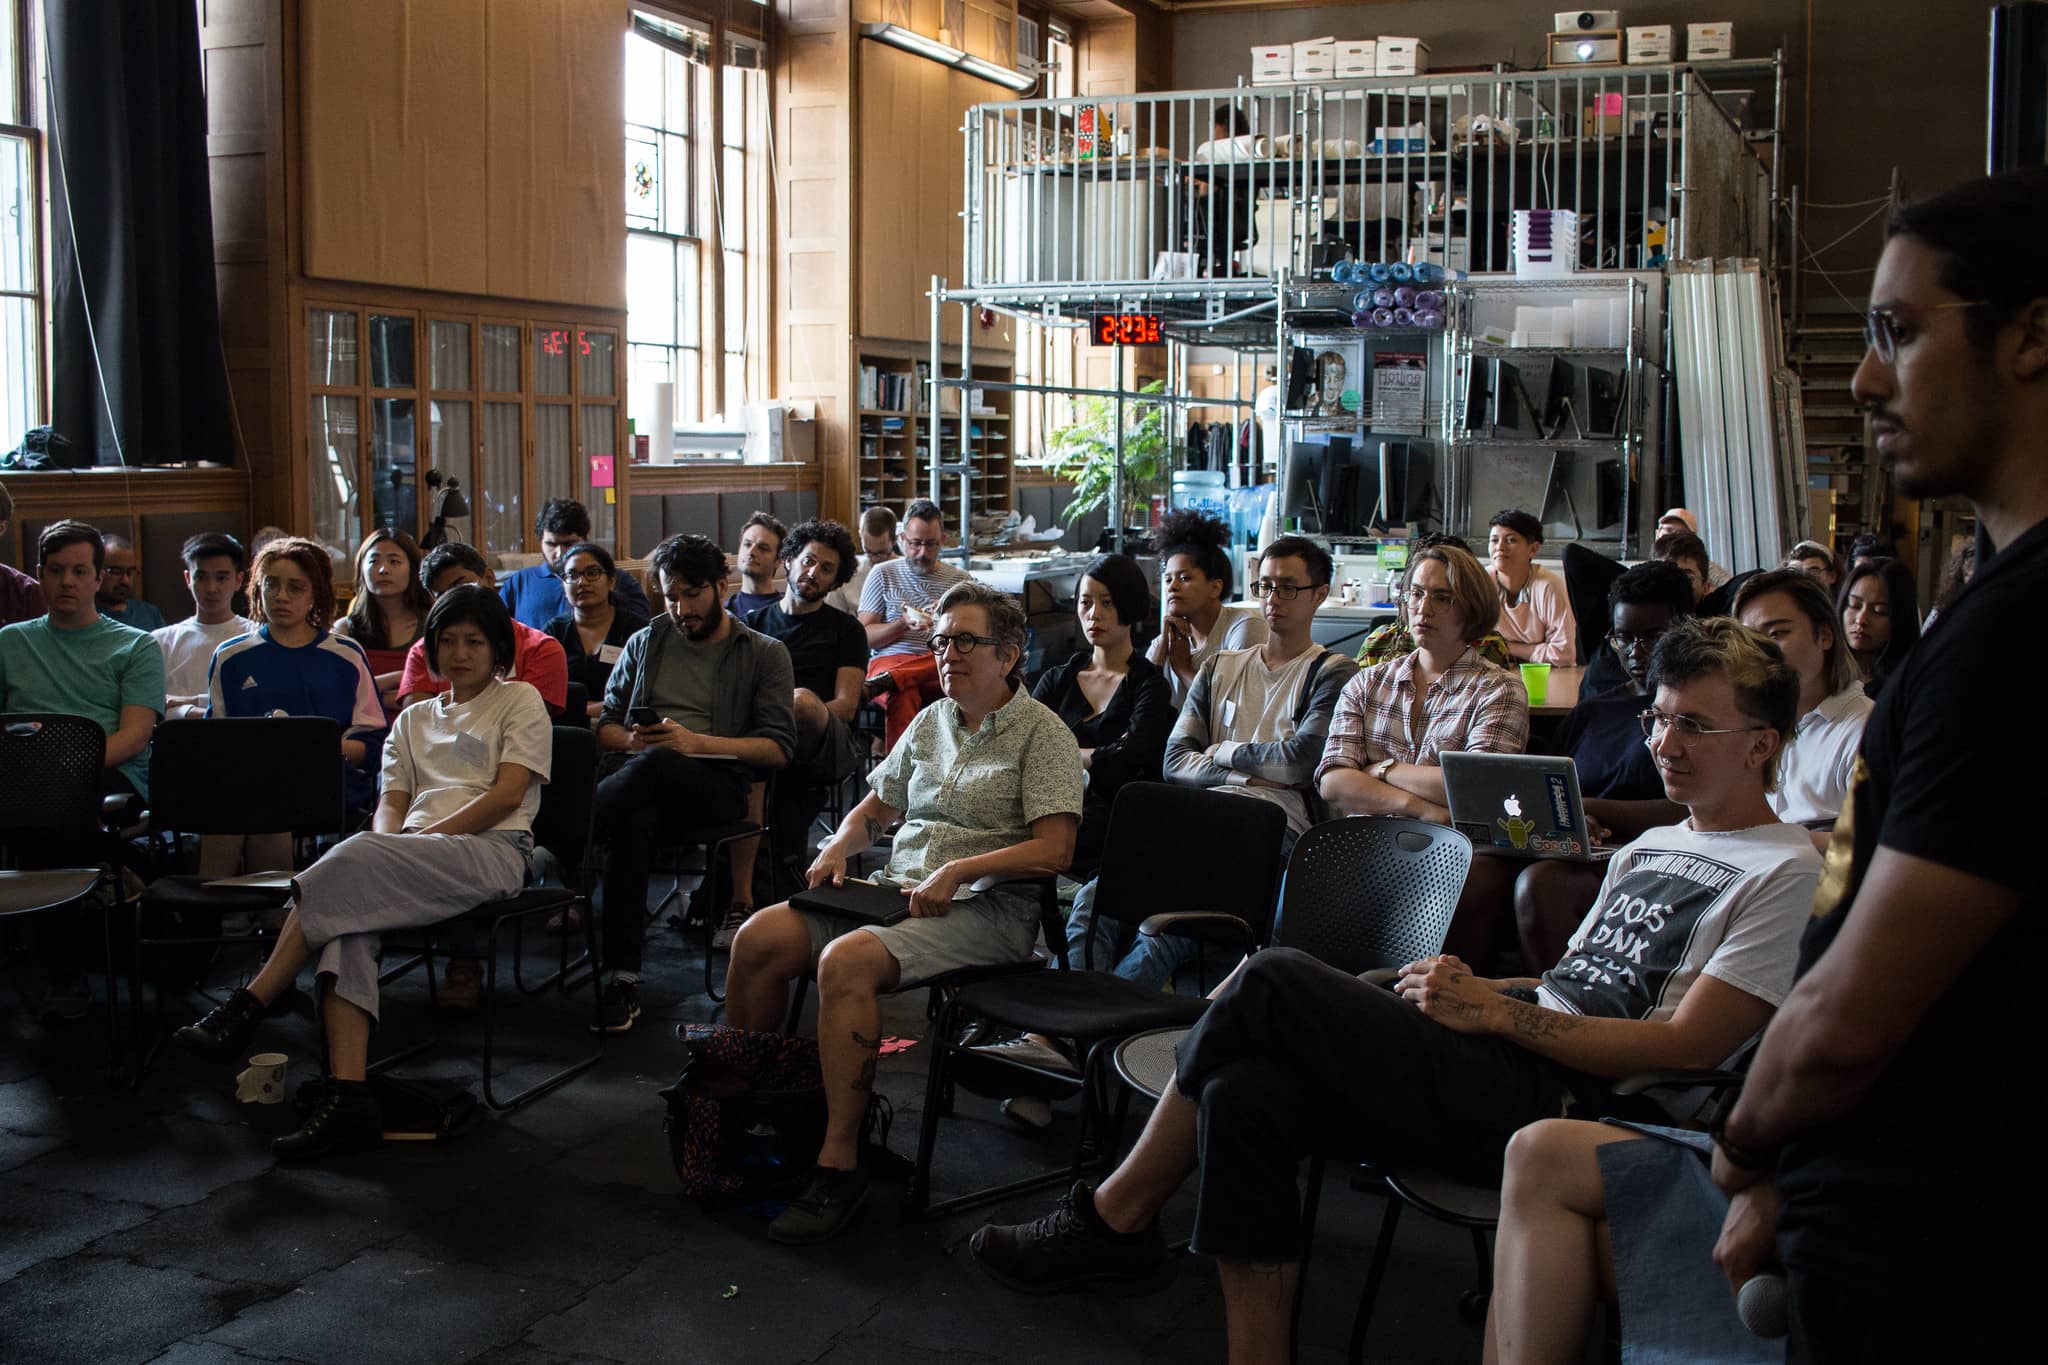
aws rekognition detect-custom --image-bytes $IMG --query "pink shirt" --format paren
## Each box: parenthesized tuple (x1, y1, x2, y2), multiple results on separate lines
(397, 619, 568, 714)
(1495, 564, 1576, 666)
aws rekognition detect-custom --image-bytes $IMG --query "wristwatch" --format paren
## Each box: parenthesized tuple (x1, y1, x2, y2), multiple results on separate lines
(1371, 756, 1398, 781)
(1710, 1110, 1777, 1172)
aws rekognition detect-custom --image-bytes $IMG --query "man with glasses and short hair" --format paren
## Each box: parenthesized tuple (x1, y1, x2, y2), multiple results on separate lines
(971, 618, 1820, 1365)
(497, 497, 651, 630)
(97, 533, 167, 632)
(1164, 535, 1359, 840)
(857, 498, 973, 749)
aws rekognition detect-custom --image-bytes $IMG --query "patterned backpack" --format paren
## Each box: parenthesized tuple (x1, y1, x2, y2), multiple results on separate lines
(662, 1024, 828, 1201)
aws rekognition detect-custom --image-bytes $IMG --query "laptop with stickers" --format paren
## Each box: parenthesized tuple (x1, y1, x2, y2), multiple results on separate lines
(1441, 751, 1615, 863)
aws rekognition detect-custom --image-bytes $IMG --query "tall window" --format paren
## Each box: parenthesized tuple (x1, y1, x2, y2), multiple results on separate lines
(0, 0, 42, 453)
(624, 7, 767, 454)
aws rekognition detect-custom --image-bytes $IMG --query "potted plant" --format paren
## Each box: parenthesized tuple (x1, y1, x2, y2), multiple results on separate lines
(1049, 381, 1176, 528)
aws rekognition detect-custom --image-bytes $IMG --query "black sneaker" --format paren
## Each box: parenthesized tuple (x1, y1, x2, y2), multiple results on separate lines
(173, 987, 267, 1061)
(768, 1165, 871, 1245)
(274, 1081, 382, 1163)
(591, 978, 640, 1033)
(969, 1182, 1170, 1295)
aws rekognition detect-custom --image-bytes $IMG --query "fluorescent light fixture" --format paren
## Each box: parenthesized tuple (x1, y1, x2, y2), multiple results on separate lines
(859, 22, 1037, 93)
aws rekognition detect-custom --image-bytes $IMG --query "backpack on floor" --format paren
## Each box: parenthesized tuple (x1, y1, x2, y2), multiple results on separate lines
(662, 1023, 829, 1201)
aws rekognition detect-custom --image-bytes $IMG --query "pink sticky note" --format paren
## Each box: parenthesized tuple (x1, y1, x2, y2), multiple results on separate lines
(1596, 93, 1624, 116)
(589, 455, 615, 489)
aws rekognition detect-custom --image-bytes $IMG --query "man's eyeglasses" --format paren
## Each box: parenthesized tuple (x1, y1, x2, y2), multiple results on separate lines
(928, 632, 1001, 656)
(560, 565, 610, 583)
(1250, 580, 1312, 600)
(901, 537, 943, 551)
(1607, 629, 1664, 654)
(1864, 300, 1989, 366)
(1638, 709, 1767, 743)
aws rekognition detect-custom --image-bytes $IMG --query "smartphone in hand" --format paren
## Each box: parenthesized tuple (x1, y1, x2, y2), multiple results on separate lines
(628, 706, 661, 728)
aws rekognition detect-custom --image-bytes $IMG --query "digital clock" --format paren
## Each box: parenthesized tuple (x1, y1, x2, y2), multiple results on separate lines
(1091, 311, 1165, 346)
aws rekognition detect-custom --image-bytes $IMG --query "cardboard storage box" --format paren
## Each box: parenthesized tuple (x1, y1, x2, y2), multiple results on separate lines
(1376, 36, 1429, 76)
(1627, 25, 1672, 64)
(1250, 44, 1292, 84)
(1688, 22, 1733, 60)
(1292, 38, 1336, 81)
(1335, 40, 1376, 80)
(744, 402, 816, 465)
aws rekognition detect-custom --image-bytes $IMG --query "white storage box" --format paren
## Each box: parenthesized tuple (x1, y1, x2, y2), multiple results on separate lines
(1627, 25, 1673, 64)
(1511, 208, 1580, 278)
(1250, 44, 1292, 84)
(1335, 40, 1377, 80)
(1687, 22, 1733, 60)
(1376, 37, 1430, 76)
(1292, 38, 1336, 81)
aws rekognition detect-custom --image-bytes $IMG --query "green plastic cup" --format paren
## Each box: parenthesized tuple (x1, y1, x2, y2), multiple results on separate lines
(1519, 663, 1551, 706)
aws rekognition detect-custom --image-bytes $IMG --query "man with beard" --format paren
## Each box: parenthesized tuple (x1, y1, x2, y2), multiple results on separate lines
(744, 519, 869, 925)
(589, 534, 795, 1032)
(1706, 168, 2048, 1360)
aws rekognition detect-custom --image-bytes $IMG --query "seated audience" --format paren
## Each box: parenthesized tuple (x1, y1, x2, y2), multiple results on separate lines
(1165, 535, 1359, 840)
(397, 542, 568, 716)
(726, 580, 1082, 1244)
(1782, 538, 1841, 593)
(1456, 560, 1693, 972)
(206, 537, 384, 815)
(1354, 533, 1513, 671)
(0, 520, 164, 1020)
(498, 496, 651, 630)
(1923, 536, 1976, 630)
(175, 586, 551, 1161)
(590, 533, 795, 1031)
(1838, 556, 1920, 697)
(0, 478, 46, 626)
(828, 504, 898, 615)
(970, 619, 1821, 1365)
(858, 498, 973, 749)
(1580, 559, 1696, 700)
(1488, 510, 1575, 663)
(97, 532, 167, 632)
(1319, 541, 1528, 829)
(743, 518, 870, 912)
(334, 527, 431, 716)
(726, 511, 786, 620)
(544, 542, 648, 719)
(1654, 530, 1714, 606)
(1148, 509, 1266, 709)
(1658, 507, 1731, 588)
(155, 533, 256, 720)
(1734, 569, 1872, 837)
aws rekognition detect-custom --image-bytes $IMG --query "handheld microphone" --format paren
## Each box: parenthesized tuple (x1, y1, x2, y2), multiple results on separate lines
(1735, 1272, 1788, 1339)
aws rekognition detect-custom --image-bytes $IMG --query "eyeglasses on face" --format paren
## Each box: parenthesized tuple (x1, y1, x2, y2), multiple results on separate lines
(1638, 709, 1767, 743)
(1405, 586, 1456, 609)
(1251, 580, 1311, 600)
(927, 631, 1001, 656)
(1607, 628, 1665, 654)
(901, 536, 943, 551)
(1864, 300, 1989, 366)
(561, 565, 611, 583)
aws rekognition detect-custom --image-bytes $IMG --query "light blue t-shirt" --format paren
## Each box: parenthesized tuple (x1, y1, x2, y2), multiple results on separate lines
(104, 599, 167, 633)
(0, 614, 166, 796)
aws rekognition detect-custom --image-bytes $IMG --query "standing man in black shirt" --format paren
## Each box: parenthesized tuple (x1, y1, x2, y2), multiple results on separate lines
(1709, 168, 2048, 1361)
(746, 519, 870, 904)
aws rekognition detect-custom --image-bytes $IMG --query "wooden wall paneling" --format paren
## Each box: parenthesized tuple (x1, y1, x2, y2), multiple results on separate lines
(300, 0, 489, 295)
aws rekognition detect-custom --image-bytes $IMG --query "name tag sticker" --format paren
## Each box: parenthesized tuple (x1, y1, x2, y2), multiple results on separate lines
(1222, 698, 1238, 728)
(453, 731, 489, 770)
(598, 644, 623, 664)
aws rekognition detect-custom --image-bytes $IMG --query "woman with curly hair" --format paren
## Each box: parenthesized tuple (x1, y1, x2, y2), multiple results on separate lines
(1147, 508, 1265, 707)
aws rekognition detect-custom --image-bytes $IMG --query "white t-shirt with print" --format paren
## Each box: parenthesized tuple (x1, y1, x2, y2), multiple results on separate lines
(381, 677, 553, 833)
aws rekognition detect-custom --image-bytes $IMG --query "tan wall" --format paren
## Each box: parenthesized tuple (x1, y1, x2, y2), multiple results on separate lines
(299, 0, 626, 309)
(856, 42, 980, 342)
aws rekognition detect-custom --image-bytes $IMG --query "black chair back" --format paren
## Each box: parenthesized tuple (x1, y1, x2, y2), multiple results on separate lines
(1562, 542, 1625, 665)
(149, 717, 346, 837)
(562, 680, 589, 719)
(1270, 817, 1473, 975)
(0, 713, 107, 842)
(1082, 781, 1289, 959)
(532, 726, 598, 869)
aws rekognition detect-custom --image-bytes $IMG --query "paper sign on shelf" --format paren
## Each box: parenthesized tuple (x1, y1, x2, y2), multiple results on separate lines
(590, 455, 616, 489)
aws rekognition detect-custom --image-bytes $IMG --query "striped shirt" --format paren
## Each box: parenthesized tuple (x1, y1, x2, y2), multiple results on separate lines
(1315, 645, 1529, 785)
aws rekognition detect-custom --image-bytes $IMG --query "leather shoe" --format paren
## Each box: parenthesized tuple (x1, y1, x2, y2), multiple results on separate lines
(173, 988, 267, 1062)
(274, 1082, 383, 1162)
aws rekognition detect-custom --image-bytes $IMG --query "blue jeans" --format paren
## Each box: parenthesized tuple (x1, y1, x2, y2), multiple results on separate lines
(1062, 877, 1198, 990)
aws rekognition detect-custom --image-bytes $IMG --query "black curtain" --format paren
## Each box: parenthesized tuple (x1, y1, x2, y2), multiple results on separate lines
(45, 0, 231, 468)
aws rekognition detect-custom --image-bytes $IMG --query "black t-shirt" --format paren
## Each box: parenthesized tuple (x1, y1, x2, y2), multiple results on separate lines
(745, 600, 868, 701)
(1548, 691, 1662, 800)
(1774, 518, 2048, 1268)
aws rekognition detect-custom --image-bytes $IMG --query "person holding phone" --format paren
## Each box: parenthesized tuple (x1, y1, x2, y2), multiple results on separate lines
(587, 534, 796, 1034)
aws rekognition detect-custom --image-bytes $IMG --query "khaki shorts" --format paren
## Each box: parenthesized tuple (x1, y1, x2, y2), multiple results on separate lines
(796, 888, 1041, 988)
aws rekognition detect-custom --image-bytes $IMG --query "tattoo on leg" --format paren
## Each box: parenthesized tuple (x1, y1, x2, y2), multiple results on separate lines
(850, 1028, 880, 1093)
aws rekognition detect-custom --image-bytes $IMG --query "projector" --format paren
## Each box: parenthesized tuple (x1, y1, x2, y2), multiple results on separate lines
(1548, 29, 1623, 67)
(1555, 10, 1621, 31)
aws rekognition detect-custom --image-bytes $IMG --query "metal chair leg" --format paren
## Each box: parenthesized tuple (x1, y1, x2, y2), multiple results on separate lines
(1348, 1196, 1404, 1365)
(1291, 1153, 1328, 1365)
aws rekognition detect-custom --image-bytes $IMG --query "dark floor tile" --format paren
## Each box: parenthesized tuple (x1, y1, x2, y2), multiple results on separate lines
(144, 1342, 306, 1365)
(389, 1172, 684, 1286)
(202, 1248, 583, 1365)
(0, 1255, 272, 1365)
(465, 1346, 630, 1365)
(8, 1113, 280, 1208)
(86, 1175, 412, 1289)
(0, 1179, 157, 1282)
(0, 1123, 65, 1172)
